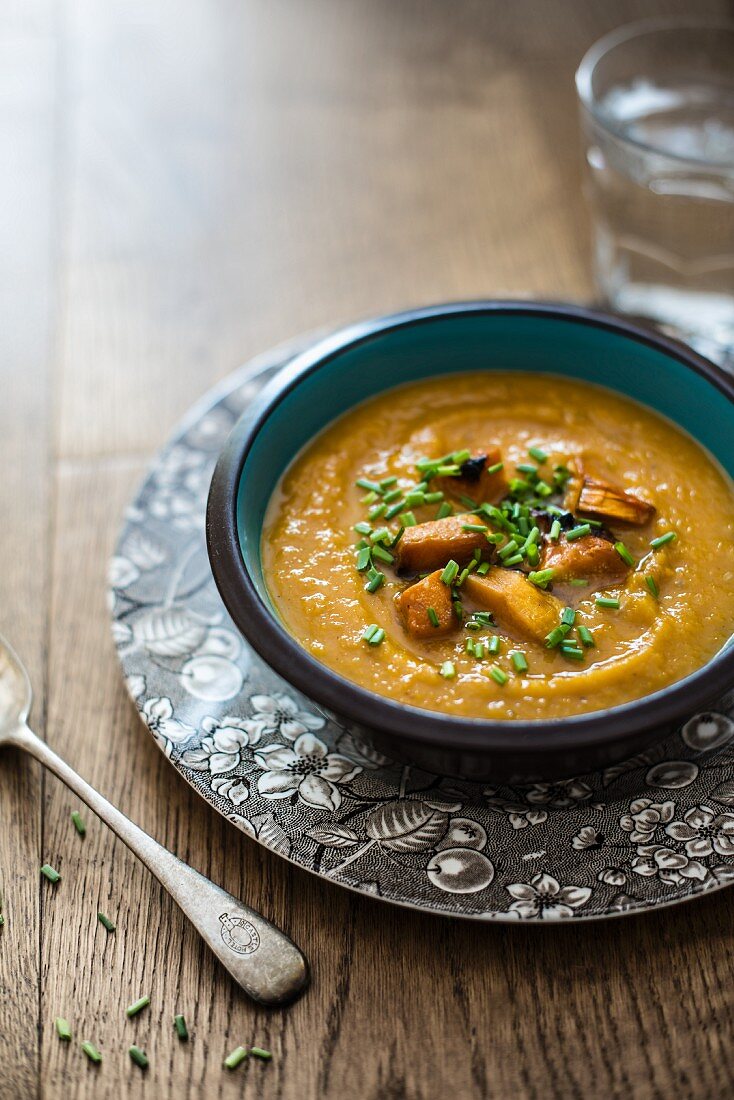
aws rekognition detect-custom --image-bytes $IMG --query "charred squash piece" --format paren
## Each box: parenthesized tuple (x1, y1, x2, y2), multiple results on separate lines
(438, 446, 507, 506)
(396, 570, 456, 638)
(463, 569, 562, 644)
(543, 535, 629, 583)
(395, 515, 490, 573)
(577, 477, 655, 526)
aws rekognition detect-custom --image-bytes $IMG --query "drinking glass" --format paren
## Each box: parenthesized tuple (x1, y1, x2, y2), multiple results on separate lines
(576, 19, 734, 367)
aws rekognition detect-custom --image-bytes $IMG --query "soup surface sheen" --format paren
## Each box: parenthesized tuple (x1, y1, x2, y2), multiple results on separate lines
(262, 372, 734, 720)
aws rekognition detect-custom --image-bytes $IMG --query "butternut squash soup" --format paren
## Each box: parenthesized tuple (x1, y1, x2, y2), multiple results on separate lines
(261, 373, 734, 721)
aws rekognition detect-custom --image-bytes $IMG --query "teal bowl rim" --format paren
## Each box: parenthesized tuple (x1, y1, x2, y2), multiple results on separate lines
(206, 300, 734, 763)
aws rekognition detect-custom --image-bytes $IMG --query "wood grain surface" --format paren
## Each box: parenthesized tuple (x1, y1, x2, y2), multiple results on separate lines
(2, 1, 734, 1097)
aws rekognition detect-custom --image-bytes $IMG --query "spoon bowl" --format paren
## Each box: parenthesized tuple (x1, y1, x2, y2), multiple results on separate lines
(0, 636, 31, 737)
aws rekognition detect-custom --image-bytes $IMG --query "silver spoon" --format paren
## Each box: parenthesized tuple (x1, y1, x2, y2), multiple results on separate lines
(0, 634, 309, 1006)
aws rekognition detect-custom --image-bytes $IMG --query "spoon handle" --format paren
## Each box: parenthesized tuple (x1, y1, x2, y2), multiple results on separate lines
(9, 722, 308, 1006)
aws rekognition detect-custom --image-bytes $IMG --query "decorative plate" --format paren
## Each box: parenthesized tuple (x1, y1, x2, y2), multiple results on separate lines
(110, 337, 734, 922)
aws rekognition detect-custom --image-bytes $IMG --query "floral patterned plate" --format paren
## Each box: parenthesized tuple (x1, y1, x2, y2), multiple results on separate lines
(111, 337, 734, 921)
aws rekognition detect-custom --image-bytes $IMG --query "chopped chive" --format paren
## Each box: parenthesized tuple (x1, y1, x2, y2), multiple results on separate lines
(81, 1041, 102, 1065)
(489, 666, 508, 686)
(436, 464, 460, 477)
(439, 661, 456, 680)
(440, 560, 459, 585)
(459, 495, 478, 509)
(354, 538, 369, 550)
(356, 547, 372, 572)
(70, 811, 86, 837)
(427, 607, 440, 628)
(368, 502, 386, 520)
(476, 561, 490, 575)
(367, 627, 385, 646)
(360, 490, 379, 504)
(488, 635, 501, 655)
(125, 995, 150, 1018)
(0, 915, 4, 927)
(545, 624, 570, 648)
(485, 532, 504, 545)
(474, 611, 494, 626)
(129, 1046, 149, 1070)
(586, 518, 604, 528)
(391, 526, 405, 549)
(250, 1047, 273, 1061)
(436, 502, 452, 519)
(385, 501, 405, 520)
(549, 519, 562, 541)
(356, 478, 381, 493)
(55, 1018, 72, 1042)
(561, 645, 585, 661)
(461, 523, 487, 533)
(523, 526, 541, 547)
(403, 491, 426, 508)
(614, 541, 635, 567)
(382, 487, 402, 503)
(174, 1015, 188, 1041)
(399, 511, 417, 527)
(528, 568, 555, 589)
(646, 575, 659, 599)
(577, 625, 595, 647)
(371, 544, 394, 565)
(424, 491, 444, 504)
(511, 651, 528, 672)
(566, 523, 591, 541)
(561, 606, 576, 626)
(224, 1046, 248, 1070)
(362, 624, 378, 643)
(379, 476, 397, 489)
(473, 642, 485, 661)
(516, 463, 538, 476)
(451, 449, 471, 464)
(503, 553, 524, 566)
(528, 446, 548, 463)
(465, 621, 480, 632)
(595, 596, 620, 609)
(98, 912, 116, 933)
(368, 523, 389, 542)
(465, 638, 475, 655)
(498, 539, 519, 560)
(456, 566, 471, 586)
(535, 480, 553, 498)
(487, 461, 504, 474)
(354, 521, 372, 536)
(651, 531, 677, 549)
(526, 543, 539, 565)
(365, 569, 385, 593)
(41, 864, 60, 884)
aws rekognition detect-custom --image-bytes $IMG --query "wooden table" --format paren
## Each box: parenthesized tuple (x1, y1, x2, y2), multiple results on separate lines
(3, 1, 734, 1097)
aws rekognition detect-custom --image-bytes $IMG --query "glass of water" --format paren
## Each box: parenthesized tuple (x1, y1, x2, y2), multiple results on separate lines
(576, 19, 734, 366)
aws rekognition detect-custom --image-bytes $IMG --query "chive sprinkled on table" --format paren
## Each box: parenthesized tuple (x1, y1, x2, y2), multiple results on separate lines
(125, 995, 150, 1018)
(81, 1041, 102, 1065)
(41, 864, 60, 884)
(224, 1046, 249, 1070)
(129, 1045, 149, 1070)
(250, 1047, 273, 1061)
(55, 1017, 72, 1042)
(174, 1014, 189, 1041)
(97, 912, 116, 933)
(70, 810, 86, 837)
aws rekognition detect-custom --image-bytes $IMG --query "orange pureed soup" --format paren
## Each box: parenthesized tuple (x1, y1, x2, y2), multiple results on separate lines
(262, 373, 734, 720)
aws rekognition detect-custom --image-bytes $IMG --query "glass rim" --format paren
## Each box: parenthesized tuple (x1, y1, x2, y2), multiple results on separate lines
(575, 15, 734, 169)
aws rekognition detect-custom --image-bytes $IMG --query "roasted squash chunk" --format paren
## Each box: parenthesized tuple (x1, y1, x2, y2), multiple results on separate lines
(438, 446, 507, 506)
(543, 535, 629, 582)
(396, 570, 455, 638)
(395, 515, 490, 573)
(463, 569, 562, 644)
(577, 477, 655, 526)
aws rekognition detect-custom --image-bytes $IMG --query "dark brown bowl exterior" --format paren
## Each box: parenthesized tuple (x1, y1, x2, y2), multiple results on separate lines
(206, 301, 734, 782)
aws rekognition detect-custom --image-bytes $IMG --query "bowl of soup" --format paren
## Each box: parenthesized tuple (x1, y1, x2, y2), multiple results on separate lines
(206, 301, 734, 781)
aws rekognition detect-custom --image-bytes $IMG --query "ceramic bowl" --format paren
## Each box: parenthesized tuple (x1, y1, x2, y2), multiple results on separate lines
(206, 301, 734, 781)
